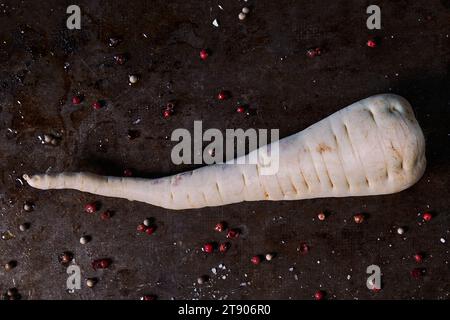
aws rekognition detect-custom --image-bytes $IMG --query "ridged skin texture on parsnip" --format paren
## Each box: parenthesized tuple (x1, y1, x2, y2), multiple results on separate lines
(24, 94, 426, 210)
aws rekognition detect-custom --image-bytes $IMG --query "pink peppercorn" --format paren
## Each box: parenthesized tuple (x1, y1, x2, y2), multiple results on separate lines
(414, 253, 423, 263)
(423, 212, 432, 221)
(251, 255, 261, 265)
(145, 226, 155, 235)
(367, 39, 377, 48)
(72, 96, 82, 105)
(84, 202, 97, 213)
(92, 101, 102, 110)
(226, 229, 240, 239)
(217, 91, 228, 100)
(203, 243, 214, 253)
(314, 290, 325, 300)
(214, 222, 226, 232)
(199, 49, 209, 60)
(219, 242, 229, 253)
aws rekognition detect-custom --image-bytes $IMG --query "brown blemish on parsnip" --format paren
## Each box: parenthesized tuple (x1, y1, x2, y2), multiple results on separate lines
(317, 143, 332, 153)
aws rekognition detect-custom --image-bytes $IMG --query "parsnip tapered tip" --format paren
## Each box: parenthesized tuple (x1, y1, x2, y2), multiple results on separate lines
(23, 174, 40, 188)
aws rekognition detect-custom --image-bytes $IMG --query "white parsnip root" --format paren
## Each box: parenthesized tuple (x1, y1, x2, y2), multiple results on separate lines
(24, 94, 426, 210)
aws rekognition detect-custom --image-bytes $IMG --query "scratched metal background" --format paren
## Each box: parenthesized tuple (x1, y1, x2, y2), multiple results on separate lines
(0, 0, 449, 299)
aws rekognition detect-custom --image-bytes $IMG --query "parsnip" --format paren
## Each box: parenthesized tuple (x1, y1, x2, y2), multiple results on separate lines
(23, 94, 426, 210)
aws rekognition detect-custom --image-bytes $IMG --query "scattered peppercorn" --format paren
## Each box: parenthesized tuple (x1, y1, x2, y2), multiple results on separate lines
(80, 235, 91, 245)
(129, 75, 139, 84)
(214, 221, 226, 232)
(238, 12, 246, 20)
(353, 213, 365, 224)
(314, 290, 325, 300)
(202, 242, 214, 253)
(84, 202, 97, 214)
(108, 37, 121, 47)
(59, 251, 73, 265)
(367, 39, 377, 48)
(306, 47, 322, 58)
(100, 259, 110, 268)
(23, 201, 34, 212)
(199, 49, 209, 60)
(219, 242, 230, 253)
(4, 288, 21, 300)
(92, 101, 103, 110)
(217, 91, 228, 101)
(317, 212, 326, 221)
(163, 109, 173, 118)
(413, 253, 424, 263)
(39, 133, 59, 146)
(163, 102, 175, 119)
(137, 223, 146, 232)
(422, 212, 432, 222)
(299, 243, 309, 254)
(226, 229, 240, 239)
(7, 288, 17, 296)
(43, 134, 52, 144)
(100, 210, 112, 220)
(397, 227, 405, 235)
(251, 255, 261, 265)
(143, 218, 153, 227)
(197, 275, 209, 284)
(113, 54, 126, 65)
(19, 223, 29, 232)
(72, 95, 82, 105)
(145, 226, 155, 235)
(236, 106, 246, 113)
(92, 258, 111, 270)
(242, 7, 250, 14)
(4, 260, 17, 271)
(265, 253, 275, 261)
(86, 278, 97, 288)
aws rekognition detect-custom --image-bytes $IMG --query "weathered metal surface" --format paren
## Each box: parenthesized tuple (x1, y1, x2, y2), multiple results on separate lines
(0, 0, 449, 299)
